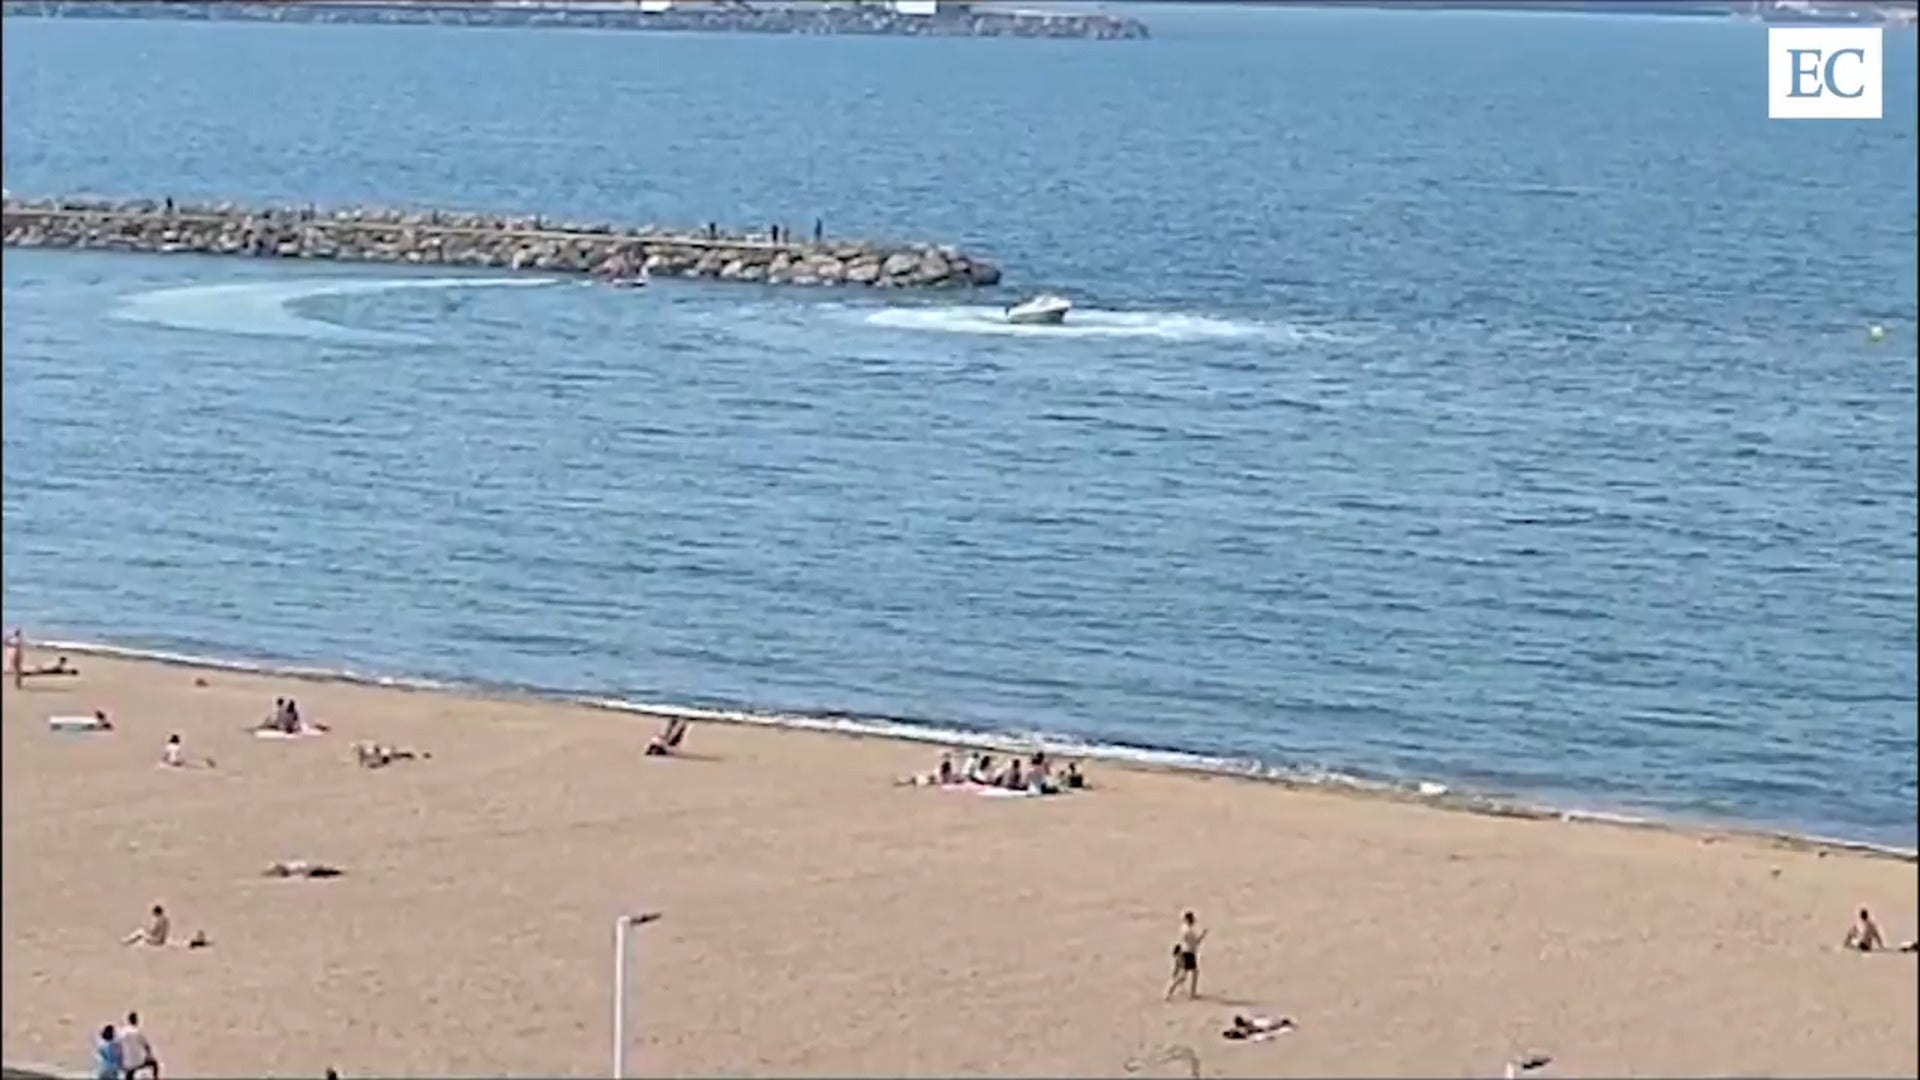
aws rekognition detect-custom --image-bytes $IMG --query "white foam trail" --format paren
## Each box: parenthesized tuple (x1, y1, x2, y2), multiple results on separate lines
(114, 276, 557, 345)
(855, 304, 1340, 343)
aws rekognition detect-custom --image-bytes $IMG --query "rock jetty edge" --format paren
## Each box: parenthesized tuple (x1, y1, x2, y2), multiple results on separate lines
(1, 196, 1005, 289)
(0, 1, 1151, 40)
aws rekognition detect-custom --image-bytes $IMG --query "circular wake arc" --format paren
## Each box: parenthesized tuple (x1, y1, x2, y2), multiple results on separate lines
(114, 276, 557, 345)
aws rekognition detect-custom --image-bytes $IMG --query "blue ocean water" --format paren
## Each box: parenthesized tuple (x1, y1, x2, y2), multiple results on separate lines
(2, 5, 1916, 846)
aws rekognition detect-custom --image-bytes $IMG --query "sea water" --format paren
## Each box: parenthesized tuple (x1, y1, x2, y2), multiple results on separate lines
(2, 5, 1915, 846)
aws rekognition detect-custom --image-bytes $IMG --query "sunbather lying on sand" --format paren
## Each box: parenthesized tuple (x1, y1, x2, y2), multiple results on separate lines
(1504, 1054, 1553, 1078)
(263, 860, 344, 879)
(48, 709, 113, 732)
(1221, 1014, 1294, 1041)
(1843, 908, 1918, 952)
(646, 716, 689, 757)
(19, 656, 78, 679)
(353, 741, 427, 768)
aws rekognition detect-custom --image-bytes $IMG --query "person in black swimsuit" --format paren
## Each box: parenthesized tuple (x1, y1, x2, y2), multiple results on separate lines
(1165, 910, 1206, 1001)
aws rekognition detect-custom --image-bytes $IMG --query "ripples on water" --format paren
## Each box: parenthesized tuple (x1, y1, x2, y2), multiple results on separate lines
(2, 5, 1916, 845)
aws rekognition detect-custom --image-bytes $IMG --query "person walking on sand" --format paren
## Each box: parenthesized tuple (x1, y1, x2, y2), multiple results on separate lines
(93, 1024, 124, 1080)
(8, 627, 24, 690)
(1165, 910, 1206, 1001)
(119, 1011, 161, 1080)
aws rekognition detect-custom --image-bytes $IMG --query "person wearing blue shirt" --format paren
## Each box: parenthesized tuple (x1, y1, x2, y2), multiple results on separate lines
(93, 1023, 124, 1080)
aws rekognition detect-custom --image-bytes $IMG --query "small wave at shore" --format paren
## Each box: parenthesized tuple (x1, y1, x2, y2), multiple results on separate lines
(113, 276, 558, 345)
(33, 637, 1917, 862)
(854, 303, 1336, 343)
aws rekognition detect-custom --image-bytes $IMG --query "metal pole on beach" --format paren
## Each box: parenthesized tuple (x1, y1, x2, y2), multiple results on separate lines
(613, 911, 662, 1080)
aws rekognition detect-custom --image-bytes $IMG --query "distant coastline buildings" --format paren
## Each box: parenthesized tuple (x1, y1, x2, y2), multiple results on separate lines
(0, 0, 1151, 38)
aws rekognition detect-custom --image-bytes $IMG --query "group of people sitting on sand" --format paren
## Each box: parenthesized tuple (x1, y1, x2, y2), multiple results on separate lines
(255, 697, 327, 736)
(900, 749, 1087, 795)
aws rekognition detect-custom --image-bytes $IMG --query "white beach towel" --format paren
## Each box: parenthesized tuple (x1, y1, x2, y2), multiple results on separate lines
(253, 727, 325, 740)
(47, 714, 110, 732)
(960, 785, 1041, 799)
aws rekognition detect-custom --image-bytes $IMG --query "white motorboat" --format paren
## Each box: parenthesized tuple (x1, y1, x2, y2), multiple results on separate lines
(1004, 293, 1071, 325)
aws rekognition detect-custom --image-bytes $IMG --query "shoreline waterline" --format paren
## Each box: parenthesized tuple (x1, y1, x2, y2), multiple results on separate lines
(24, 635, 1916, 864)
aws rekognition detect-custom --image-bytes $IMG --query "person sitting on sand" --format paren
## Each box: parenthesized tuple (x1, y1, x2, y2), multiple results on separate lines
(123, 905, 171, 947)
(1063, 761, 1085, 790)
(646, 716, 690, 757)
(1842, 908, 1919, 952)
(1222, 1014, 1294, 1041)
(1845, 908, 1886, 952)
(159, 732, 214, 769)
(259, 698, 295, 734)
(998, 758, 1025, 790)
(264, 859, 344, 879)
(121, 905, 209, 949)
(258, 698, 328, 736)
(936, 753, 956, 785)
(1026, 765, 1057, 796)
(286, 698, 327, 734)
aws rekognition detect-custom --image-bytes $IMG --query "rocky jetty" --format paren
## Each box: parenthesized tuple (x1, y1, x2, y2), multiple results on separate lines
(0, 1, 1151, 40)
(0, 196, 1004, 289)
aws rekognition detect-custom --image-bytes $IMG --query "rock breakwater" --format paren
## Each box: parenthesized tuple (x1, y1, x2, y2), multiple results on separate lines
(0, 1, 1151, 40)
(1, 197, 1004, 289)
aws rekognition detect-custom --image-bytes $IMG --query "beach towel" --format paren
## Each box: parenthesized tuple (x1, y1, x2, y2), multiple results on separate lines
(47, 714, 110, 732)
(956, 785, 1041, 799)
(254, 727, 325, 740)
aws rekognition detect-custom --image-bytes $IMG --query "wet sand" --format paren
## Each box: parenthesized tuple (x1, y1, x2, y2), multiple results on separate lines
(3, 653, 1915, 1077)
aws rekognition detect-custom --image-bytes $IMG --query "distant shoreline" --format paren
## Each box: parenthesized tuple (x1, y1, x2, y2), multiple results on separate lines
(1177, 0, 1917, 25)
(27, 635, 1920, 863)
(0, 0, 1152, 40)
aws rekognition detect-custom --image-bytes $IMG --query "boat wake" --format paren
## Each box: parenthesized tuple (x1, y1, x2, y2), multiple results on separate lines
(113, 276, 558, 346)
(853, 304, 1342, 343)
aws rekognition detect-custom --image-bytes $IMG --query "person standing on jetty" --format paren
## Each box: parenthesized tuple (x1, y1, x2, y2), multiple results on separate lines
(1165, 910, 1206, 1001)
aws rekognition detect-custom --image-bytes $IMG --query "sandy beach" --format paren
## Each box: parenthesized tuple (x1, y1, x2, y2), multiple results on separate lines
(2, 651, 1915, 1078)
